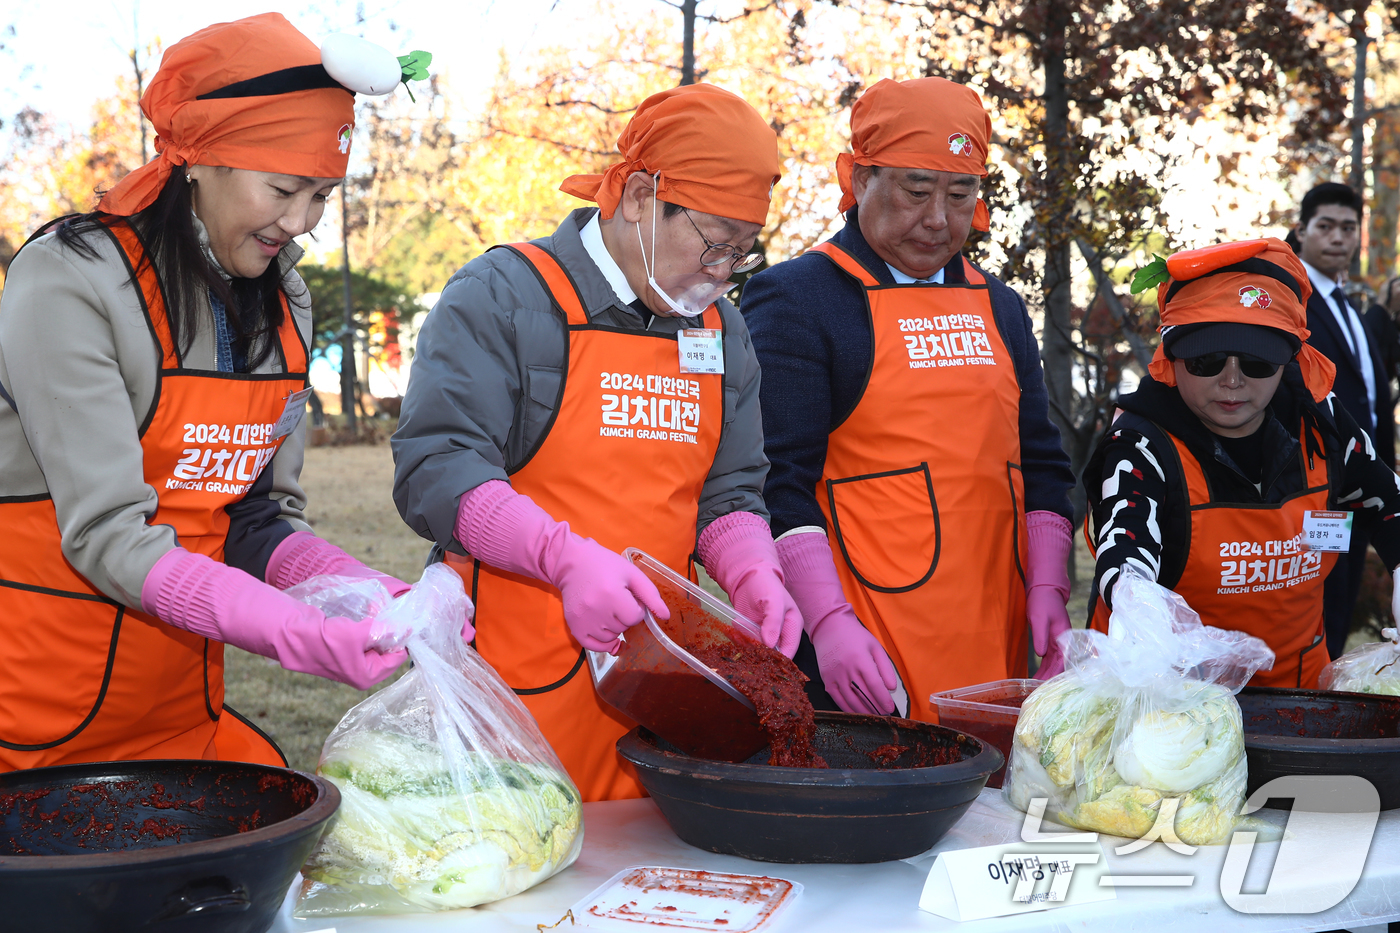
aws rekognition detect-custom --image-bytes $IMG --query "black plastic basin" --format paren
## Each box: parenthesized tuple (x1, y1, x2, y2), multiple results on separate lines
(618, 710, 1001, 863)
(1238, 686, 1400, 810)
(0, 759, 339, 933)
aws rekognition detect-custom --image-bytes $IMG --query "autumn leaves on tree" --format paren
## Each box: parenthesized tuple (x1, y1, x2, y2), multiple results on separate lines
(0, 0, 1395, 523)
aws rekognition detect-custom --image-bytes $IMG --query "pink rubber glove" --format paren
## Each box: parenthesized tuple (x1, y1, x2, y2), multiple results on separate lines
(267, 531, 412, 597)
(141, 547, 407, 689)
(456, 480, 669, 654)
(1027, 510, 1073, 680)
(696, 511, 804, 656)
(775, 531, 899, 715)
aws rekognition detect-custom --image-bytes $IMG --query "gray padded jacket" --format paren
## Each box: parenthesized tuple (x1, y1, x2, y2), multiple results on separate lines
(392, 208, 770, 558)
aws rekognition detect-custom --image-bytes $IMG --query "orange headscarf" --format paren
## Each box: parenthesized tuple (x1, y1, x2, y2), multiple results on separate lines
(559, 84, 780, 226)
(836, 77, 992, 231)
(99, 13, 355, 217)
(1147, 238, 1336, 402)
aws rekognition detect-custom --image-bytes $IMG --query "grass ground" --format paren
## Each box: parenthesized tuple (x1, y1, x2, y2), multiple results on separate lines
(223, 441, 1107, 772)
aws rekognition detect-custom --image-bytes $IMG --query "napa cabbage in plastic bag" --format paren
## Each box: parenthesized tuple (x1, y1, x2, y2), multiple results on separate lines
(292, 564, 583, 916)
(1004, 566, 1273, 845)
(1319, 628, 1400, 695)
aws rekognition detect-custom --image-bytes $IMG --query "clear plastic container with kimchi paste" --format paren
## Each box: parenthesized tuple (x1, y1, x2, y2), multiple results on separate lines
(570, 866, 801, 933)
(930, 679, 1041, 788)
(587, 549, 769, 763)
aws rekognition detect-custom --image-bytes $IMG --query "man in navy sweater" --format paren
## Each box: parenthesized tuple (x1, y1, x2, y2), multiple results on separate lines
(742, 77, 1075, 722)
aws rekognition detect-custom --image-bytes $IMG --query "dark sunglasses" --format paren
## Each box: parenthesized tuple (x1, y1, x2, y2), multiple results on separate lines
(1181, 353, 1280, 379)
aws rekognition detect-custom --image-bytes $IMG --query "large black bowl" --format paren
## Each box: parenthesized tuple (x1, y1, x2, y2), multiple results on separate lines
(618, 710, 1001, 863)
(1238, 686, 1400, 810)
(0, 759, 339, 933)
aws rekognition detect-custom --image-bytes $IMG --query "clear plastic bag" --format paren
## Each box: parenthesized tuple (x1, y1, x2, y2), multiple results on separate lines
(283, 574, 401, 649)
(291, 564, 583, 917)
(1003, 567, 1274, 845)
(1319, 628, 1400, 695)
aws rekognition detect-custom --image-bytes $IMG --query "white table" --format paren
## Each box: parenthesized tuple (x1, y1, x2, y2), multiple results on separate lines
(269, 789, 1400, 933)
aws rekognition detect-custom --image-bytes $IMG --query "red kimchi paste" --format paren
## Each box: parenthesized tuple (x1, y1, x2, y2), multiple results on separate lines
(651, 577, 827, 768)
(688, 640, 827, 769)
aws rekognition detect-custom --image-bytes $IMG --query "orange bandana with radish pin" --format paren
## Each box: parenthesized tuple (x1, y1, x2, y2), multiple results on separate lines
(98, 14, 429, 217)
(1134, 238, 1336, 402)
(836, 77, 993, 231)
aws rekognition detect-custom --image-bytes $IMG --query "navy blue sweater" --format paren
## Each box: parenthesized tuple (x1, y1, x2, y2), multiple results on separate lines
(742, 209, 1075, 536)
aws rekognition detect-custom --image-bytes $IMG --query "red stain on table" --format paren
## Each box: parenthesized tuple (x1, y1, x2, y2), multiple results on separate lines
(585, 867, 792, 931)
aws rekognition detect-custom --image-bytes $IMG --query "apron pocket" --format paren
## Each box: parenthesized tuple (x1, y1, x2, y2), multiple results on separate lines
(0, 584, 122, 750)
(516, 366, 565, 471)
(1007, 462, 1028, 587)
(723, 384, 739, 425)
(827, 464, 940, 593)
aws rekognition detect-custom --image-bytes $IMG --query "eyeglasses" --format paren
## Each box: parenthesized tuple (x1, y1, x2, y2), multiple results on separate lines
(680, 208, 764, 274)
(1181, 353, 1281, 379)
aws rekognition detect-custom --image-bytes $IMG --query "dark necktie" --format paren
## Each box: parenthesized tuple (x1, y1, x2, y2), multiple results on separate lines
(1332, 287, 1364, 372)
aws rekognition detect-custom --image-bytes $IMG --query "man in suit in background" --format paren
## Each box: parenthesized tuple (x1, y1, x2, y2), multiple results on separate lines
(1365, 276, 1400, 459)
(1293, 182, 1393, 658)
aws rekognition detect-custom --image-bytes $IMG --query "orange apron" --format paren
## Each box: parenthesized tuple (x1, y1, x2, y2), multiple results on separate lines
(810, 242, 1028, 723)
(1090, 422, 1336, 688)
(0, 220, 305, 770)
(445, 243, 724, 802)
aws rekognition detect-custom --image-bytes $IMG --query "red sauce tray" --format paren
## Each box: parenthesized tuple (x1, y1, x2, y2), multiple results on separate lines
(569, 865, 801, 932)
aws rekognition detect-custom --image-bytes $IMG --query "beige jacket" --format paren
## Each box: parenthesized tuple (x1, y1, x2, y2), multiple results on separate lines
(0, 221, 314, 609)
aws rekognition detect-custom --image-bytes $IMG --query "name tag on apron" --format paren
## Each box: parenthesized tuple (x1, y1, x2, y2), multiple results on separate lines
(678, 329, 724, 375)
(270, 386, 315, 440)
(1302, 510, 1353, 552)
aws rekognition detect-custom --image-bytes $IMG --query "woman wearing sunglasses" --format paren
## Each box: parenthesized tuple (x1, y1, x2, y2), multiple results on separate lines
(1083, 238, 1400, 688)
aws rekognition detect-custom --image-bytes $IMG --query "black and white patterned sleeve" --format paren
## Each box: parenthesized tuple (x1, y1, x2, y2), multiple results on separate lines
(1326, 395, 1400, 570)
(1091, 427, 1169, 610)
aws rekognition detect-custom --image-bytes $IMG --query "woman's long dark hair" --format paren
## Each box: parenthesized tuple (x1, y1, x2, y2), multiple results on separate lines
(56, 170, 285, 371)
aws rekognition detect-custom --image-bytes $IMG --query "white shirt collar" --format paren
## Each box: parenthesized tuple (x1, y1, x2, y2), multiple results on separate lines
(580, 212, 638, 305)
(886, 262, 945, 285)
(1301, 258, 1377, 425)
(1300, 258, 1345, 302)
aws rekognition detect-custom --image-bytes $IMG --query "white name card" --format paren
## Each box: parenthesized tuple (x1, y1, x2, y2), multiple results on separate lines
(271, 386, 315, 440)
(678, 328, 724, 374)
(1303, 510, 1353, 552)
(918, 841, 1114, 922)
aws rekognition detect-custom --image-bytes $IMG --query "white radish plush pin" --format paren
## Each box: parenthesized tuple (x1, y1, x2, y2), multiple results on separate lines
(321, 33, 431, 98)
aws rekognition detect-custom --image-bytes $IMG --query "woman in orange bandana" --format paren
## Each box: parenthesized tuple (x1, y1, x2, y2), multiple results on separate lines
(1085, 238, 1400, 688)
(0, 14, 453, 772)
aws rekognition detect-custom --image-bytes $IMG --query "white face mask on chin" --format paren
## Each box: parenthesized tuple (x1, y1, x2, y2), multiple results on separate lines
(635, 183, 732, 317)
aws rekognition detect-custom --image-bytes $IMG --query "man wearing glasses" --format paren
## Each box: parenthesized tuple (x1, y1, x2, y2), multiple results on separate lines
(392, 84, 800, 802)
(742, 77, 1076, 722)
(1084, 238, 1400, 688)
